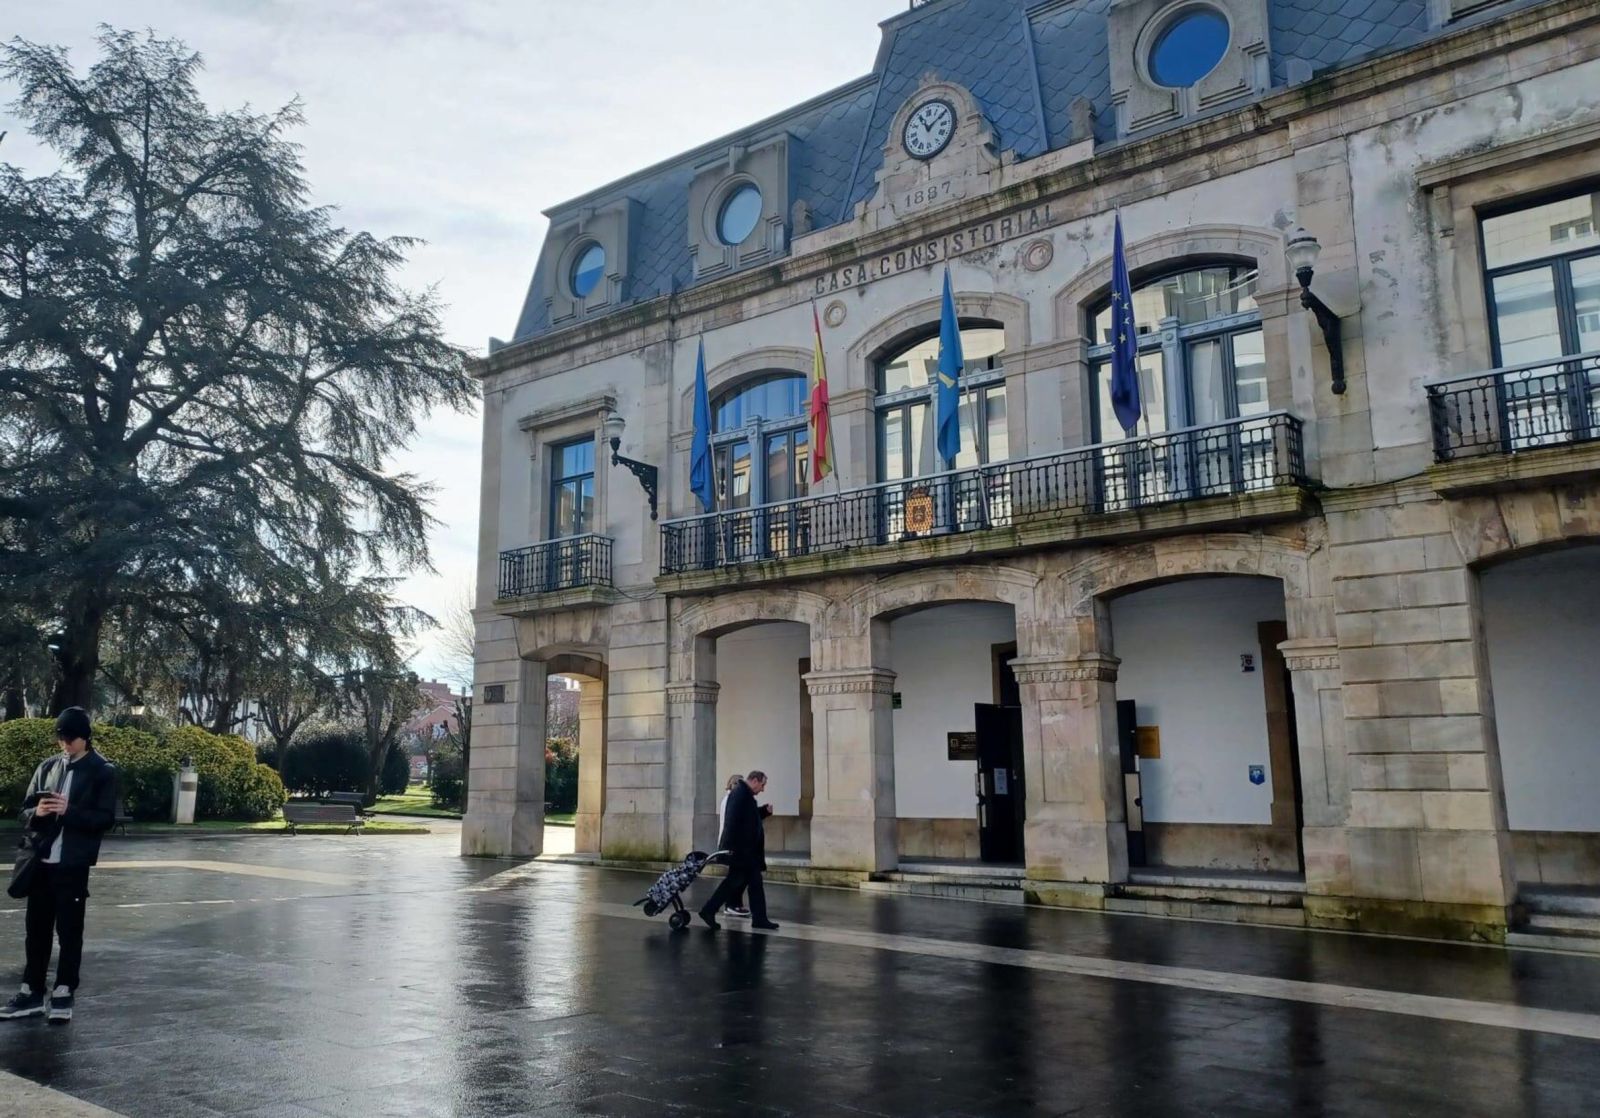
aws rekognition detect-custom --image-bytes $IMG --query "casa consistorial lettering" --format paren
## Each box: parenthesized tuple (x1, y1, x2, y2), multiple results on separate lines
(807, 201, 1055, 297)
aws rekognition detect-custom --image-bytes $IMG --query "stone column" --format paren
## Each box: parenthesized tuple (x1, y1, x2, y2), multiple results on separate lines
(574, 678, 605, 854)
(1278, 638, 1351, 891)
(666, 680, 719, 859)
(461, 658, 547, 858)
(1012, 653, 1128, 888)
(806, 668, 897, 873)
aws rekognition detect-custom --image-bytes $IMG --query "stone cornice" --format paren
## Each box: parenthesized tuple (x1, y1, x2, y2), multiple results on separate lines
(475, 0, 1598, 386)
(665, 680, 720, 705)
(804, 668, 896, 696)
(1278, 639, 1340, 674)
(517, 393, 616, 433)
(1010, 654, 1121, 684)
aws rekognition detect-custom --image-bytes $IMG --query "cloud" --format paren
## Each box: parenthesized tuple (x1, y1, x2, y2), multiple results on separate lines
(4, 0, 906, 674)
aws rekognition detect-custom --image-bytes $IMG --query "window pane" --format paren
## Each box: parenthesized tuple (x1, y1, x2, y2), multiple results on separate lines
(1231, 330, 1270, 417)
(1148, 9, 1229, 88)
(718, 441, 752, 508)
(718, 184, 763, 246)
(575, 477, 594, 534)
(1573, 256, 1600, 353)
(1483, 192, 1600, 269)
(766, 433, 793, 503)
(1188, 337, 1228, 427)
(1091, 267, 1258, 343)
(556, 439, 594, 478)
(985, 386, 1009, 463)
(879, 327, 1006, 393)
(1094, 353, 1168, 439)
(881, 408, 905, 481)
(956, 391, 981, 469)
(1492, 268, 1564, 365)
(793, 429, 810, 497)
(714, 374, 806, 431)
(909, 401, 934, 476)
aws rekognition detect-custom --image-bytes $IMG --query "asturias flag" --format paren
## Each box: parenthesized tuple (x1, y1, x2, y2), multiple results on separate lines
(935, 267, 964, 467)
(689, 338, 715, 512)
(1109, 214, 1143, 436)
(808, 305, 834, 485)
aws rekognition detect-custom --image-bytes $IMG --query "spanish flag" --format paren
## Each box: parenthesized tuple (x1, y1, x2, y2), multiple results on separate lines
(808, 304, 834, 484)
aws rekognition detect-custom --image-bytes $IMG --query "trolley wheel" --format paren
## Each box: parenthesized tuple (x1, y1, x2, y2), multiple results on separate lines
(668, 910, 691, 931)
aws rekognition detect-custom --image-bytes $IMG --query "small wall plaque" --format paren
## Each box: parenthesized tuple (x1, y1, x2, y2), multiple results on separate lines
(892, 691, 903, 709)
(483, 684, 506, 704)
(947, 731, 978, 761)
(1240, 653, 1256, 673)
(1135, 725, 1161, 759)
(1248, 764, 1266, 786)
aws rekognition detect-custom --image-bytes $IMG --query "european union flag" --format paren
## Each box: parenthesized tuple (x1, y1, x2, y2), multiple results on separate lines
(1109, 214, 1142, 436)
(689, 339, 715, 512)
(935, 267, 964, 467)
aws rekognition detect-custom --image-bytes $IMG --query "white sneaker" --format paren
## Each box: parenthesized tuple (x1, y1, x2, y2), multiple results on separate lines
(46, 985, 72, 1024)
(726, 906, 751, 919)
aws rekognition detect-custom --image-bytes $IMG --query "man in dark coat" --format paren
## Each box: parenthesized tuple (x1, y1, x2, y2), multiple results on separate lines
(699, 771, 778, 931)
(1, 708, 118, 1024)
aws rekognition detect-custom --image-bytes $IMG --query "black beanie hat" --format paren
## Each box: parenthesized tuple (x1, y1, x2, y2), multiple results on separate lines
(55, 707, 92, 743)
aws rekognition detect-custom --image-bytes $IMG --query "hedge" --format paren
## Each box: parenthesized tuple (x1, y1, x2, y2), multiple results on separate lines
(0, 718, 286, 822)
(280, 727, 368, 797)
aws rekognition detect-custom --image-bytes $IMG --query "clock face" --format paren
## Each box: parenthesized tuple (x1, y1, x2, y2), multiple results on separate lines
(903, 99, 955, 160)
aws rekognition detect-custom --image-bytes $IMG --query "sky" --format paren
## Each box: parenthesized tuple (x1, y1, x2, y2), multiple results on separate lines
(2, 0, 908, 687)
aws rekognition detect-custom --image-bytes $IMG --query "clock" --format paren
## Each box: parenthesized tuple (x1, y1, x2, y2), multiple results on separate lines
(902, 98, 955, 160)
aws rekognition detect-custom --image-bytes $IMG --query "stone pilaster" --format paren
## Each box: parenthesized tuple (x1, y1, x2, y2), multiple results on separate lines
(574, 679, 605, 855)
(461, 658, 546, 858)
(666, 680, 719, 860)
(806, 668, 897, 873)
(1279, 637, 1353, 897)
(1011, 653, 1128, 885)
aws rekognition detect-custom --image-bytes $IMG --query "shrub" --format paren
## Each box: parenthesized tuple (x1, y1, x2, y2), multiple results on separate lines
(545, 737, 578, 813)
(430, 744, 464, 810)
(280, 727, 367, 796)
(380, 741, 410, 796)
(0, 718, 283, 821)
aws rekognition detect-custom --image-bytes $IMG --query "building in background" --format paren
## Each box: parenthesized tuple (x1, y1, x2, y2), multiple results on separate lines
(467, 0, 1600, 944)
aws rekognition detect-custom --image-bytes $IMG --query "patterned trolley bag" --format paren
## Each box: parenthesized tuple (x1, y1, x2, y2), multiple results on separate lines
(634, 850, 726, 931)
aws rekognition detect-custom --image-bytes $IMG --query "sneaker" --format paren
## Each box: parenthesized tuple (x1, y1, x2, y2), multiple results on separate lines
(697, 910, 720, 931)
(0, 986, 44, 1020)
(752, 921, 781, 932)
(46, 986, 72, 1024)
(726, 906, 751, 919)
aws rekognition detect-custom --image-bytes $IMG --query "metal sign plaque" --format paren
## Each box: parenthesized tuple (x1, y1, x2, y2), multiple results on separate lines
(904, 490, 935, 534)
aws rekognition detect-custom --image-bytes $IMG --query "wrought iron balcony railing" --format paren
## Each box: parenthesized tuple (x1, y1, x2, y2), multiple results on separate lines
(1427, 350, 1600, 462)
(498, 534, 613, 599)
(661, 413, 1305, 574)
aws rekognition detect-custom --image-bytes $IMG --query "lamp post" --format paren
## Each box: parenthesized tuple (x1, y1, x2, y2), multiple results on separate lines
(603, 410, 660, 520)
(1285, 227, 1346, 396)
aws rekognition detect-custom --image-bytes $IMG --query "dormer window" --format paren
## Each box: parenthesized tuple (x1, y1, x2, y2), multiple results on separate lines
(718, 184, 763, 246)
(1147, 7, 1230, 88)
(570, 242, 606, 299)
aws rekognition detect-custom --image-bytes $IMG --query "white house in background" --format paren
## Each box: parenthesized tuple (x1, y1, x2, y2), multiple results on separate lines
(466, 0, 1600, 944)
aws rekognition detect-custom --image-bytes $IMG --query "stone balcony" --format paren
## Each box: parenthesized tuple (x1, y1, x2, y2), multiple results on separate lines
(658, 412, 1312, 593)
(495, 534, 620, 614)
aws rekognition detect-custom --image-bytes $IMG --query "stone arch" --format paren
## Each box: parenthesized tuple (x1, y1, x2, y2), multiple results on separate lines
(1447, 484, 1600, 570)
(843, 563, 1043, 661)
(543, 652, 605, 681)
(1059, 532, 1318, 642)
(1051, 223, 1292, 340)
(514, 606, 609, 664)
(677, 345, 812, 426)
(670, 588, 836, 677)
(847, 291, 1031, 383)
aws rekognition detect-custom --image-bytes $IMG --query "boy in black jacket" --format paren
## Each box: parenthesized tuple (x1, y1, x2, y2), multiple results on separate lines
(1, 707, 118, 1024)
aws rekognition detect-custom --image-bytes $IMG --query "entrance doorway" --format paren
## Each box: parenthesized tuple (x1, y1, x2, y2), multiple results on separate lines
(975, 644, 1024, 864)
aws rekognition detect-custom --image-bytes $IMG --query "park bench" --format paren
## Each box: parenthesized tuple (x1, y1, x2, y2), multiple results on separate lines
(111, 798, 134, 836)
(325, 791, 368, 814)
(282, 802, 364, 835)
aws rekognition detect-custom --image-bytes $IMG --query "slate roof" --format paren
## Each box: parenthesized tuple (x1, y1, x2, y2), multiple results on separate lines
(508, 0, 1508, 343)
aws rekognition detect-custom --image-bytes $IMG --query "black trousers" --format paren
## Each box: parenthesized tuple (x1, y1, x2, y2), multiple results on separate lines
(701, 866, 767, 924)
(25, 862, 90, 993)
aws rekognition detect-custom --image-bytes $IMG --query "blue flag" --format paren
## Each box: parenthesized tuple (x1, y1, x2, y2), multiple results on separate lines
(689, 339, 715, 512)
(1109, 214, 1142, 436)
(935, 268, 964, 467)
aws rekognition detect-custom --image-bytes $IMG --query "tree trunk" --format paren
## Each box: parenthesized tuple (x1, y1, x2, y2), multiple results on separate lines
(2, 671, 24, 721)
(49, 595, 106, 715)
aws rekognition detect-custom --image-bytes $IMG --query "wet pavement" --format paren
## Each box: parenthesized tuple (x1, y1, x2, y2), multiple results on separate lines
(2, 833, 1599, 1117)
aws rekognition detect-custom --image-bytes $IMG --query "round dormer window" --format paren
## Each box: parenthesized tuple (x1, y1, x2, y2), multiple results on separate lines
(718, 184, 763, 246)
(1148, 7, 1230, 88)
(570, 242, 605, 299)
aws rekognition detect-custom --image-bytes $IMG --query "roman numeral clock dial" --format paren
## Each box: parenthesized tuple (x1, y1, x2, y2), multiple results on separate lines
(902, 99, 955, 160)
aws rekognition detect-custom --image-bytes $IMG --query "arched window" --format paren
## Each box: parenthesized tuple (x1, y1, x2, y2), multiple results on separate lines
(1085, 264, 1264, 440)
(875, 323, 1007, 480)
(711, 372, 809, 509)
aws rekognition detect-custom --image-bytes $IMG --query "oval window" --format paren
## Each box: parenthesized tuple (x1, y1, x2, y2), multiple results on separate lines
(1148, 8, 1230, 89)
(570, 242, 606, 299)
(718, 184, 763, 246)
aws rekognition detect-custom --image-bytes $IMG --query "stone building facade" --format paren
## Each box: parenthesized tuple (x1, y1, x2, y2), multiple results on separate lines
(467, 0, 1600, 942)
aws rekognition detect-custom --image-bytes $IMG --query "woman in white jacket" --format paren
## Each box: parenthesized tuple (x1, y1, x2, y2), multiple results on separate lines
(718, 773, 750, 918)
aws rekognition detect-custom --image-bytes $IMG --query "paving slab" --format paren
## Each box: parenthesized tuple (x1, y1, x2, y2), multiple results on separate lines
(2, 831, 1599, 1116)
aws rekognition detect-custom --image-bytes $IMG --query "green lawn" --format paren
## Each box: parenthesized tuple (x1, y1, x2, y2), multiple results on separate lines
(372, 787, 462, 819)
(546, 812, 575, 827)
(123, 816, 430, 835)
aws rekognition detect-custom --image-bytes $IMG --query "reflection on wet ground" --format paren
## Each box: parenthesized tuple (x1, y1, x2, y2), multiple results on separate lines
(2, 832, 1599, 1116)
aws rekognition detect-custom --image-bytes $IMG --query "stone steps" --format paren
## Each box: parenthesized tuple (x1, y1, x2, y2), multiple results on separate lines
(860, 878, 1025, 905)
(1507, 928, 1600, 954)
(1521, 888, 1600, 918)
